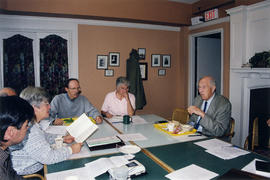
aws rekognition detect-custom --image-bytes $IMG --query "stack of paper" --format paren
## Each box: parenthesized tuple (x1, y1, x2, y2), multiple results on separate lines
(242, 159, 270, 178)
(66, 113, 98, 143)
(117, 133, 147, 142)
(194, 139, 250, 160)
(165, 164, 218, 180)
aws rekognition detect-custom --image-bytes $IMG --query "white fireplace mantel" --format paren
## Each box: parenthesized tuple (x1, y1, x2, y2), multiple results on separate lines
(231, 68, 270, 79)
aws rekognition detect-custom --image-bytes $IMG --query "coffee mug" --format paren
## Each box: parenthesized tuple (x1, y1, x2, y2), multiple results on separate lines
(123, 115, 131, 124)
(55, 136, 63, 149)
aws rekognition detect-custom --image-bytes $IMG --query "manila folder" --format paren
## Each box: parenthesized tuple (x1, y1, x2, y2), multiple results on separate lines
(66, 113, 98, 143)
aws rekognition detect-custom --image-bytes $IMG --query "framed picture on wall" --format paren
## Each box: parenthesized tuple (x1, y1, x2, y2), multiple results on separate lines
(97, 55, 108, 70)
(138, 48, 146, 60)
(139, 62, 148, 80)
(162, 55, 171, 68)
(158, 69, 166, 76)
(109, 52, 120, 66)
(151, 54, 161, 67)
(104, 69, 114, 77)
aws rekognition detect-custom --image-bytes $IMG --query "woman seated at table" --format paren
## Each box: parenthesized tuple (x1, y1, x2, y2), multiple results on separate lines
(101, 76, 135, 118)
(9, 86, 83, 175)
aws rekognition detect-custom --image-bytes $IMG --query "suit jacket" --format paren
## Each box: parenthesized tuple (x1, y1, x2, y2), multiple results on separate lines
(189, 94, 232, 137)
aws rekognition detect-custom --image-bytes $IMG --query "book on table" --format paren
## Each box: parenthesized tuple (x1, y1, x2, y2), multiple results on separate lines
(66, 113, 98, 143)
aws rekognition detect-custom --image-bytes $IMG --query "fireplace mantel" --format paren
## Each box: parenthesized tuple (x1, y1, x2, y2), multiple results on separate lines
(231, 68, 270, 79)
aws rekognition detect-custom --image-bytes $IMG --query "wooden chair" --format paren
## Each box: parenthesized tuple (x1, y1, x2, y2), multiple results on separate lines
(222, 117, 235, 142)
(244, 117, 259, 151)
(168, 108, 189, 124)
(23, 174, 45, 180)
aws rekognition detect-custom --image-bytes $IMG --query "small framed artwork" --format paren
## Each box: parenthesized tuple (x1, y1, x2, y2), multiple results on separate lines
(162, 55, 171, 68)
(109, 52, 120, 67)
(97, 55, 108, 70)
(138, 48, 146, 60)
(158, 69, 166, 76)
(104, 69, 114, 77)
(151, 54, 161, 67)
(139, 62, 148, 80)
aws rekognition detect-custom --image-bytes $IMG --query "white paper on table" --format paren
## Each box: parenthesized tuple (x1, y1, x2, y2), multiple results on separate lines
(165, 164, 218, 180)
(66, 113, 98, 143)
(117, 133, 147, 142)
(242, 159, 270, 178)
(84, 155, 129, 177)
(45, 126, 67, 135)
(107, 116, 123, 123)
(205, 146, 249, 160)
(194, 138, 231, 150)
(131, 115, 147, 124)
(46, 166, 95, 180)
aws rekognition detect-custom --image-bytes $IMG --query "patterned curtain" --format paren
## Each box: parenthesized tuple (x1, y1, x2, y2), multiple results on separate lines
(40, 35, 69, 98)
(3, 34, 35, 94)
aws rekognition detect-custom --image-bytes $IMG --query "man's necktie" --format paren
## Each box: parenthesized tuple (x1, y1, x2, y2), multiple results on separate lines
(194, 101, 208, 129)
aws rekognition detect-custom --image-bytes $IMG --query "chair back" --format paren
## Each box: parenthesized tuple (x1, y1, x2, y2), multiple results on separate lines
(224, 117, 235, 142)
(244, 117, 259, 151)
(171, 108, 189, 124)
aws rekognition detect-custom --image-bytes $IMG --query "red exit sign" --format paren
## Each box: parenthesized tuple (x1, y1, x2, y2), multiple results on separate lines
(204, 9, 219, 22)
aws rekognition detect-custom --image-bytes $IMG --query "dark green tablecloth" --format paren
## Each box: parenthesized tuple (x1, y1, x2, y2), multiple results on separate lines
(47, 152, 168, 179)
(146, 139, 270, 179)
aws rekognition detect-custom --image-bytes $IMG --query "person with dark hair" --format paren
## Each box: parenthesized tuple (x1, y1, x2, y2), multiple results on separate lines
(50, 78, 102, 125)
(9, 86, 82, 176)
(0, 96, 34, 180)
(0, 87, 16, 97)
(101, 77, 135, 118)
(188, 76, 232, 137)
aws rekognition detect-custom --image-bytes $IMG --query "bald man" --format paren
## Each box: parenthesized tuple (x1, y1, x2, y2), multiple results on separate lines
(0, 88, 16, 97)
(188, 76, 231, 138)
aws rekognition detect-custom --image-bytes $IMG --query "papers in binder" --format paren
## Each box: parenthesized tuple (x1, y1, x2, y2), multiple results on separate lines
(66, 113, 98, 143)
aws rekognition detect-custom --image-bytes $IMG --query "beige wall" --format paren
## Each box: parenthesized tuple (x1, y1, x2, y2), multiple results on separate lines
(78, 25, 184, 118)
(1, 0, 192, 25)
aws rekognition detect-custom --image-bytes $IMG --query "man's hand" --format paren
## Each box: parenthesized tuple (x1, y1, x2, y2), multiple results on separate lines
(53, 118, 64, 125)
(187, 106, 205, 118)
(267, 119, 270, 127)
(95, 116, 103, 124)
(71, 143, 83, 154)
(105, 112, 113, 119)
(63, 135, 74, 144)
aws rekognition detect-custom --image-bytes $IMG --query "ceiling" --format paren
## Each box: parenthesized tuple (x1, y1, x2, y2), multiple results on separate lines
(168, 0, 200, 4)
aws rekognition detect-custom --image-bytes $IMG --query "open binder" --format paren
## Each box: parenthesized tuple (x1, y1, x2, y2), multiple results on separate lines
(86, 136, 125, 151)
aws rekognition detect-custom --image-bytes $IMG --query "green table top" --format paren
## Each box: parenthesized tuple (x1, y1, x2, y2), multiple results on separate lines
(146, 139, 270, 178)
(46, 151, 168, 180)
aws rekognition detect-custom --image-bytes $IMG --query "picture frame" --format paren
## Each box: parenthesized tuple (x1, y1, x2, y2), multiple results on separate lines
(139, 62, 148, 80)
(109, 52, 120, 67)
(138, 48, 146, 60)
(151, 54, 161, 67)
(104, 69, 114, 77)
(162, 55, 171, 68)
(97, 55, 108, 70)
(158, 69, 166, 76)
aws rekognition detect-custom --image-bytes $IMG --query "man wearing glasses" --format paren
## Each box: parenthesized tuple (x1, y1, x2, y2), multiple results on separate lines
(50, 78, 102, 125)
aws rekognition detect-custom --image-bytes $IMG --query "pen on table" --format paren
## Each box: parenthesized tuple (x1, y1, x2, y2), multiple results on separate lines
(112, 121, 123, 124)
(188, 134, 202, 137)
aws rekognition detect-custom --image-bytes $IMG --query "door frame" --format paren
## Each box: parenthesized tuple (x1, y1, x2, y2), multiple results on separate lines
(188, 28, 224, 105)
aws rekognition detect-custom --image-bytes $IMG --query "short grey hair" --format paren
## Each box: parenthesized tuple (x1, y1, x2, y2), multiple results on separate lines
(199, 76, 216, 87)
(116, 77, 130, 88)
(20, 86, 50, 107)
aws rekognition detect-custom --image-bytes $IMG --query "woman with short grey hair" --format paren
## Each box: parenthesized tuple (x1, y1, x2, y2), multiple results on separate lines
(10, 86, 82, 176)
(101, 76, 136, 118)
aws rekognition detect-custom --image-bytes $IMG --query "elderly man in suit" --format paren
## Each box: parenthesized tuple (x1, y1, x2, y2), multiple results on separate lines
(188, 76, 232, 137)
